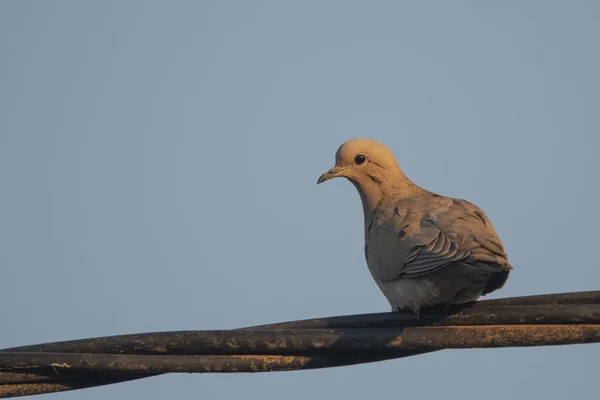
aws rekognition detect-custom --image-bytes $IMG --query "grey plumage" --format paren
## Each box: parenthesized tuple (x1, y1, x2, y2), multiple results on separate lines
(318, 138, 512, 314)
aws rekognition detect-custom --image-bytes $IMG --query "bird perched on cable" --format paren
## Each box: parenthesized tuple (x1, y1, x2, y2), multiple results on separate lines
(317, 138, 512, 315)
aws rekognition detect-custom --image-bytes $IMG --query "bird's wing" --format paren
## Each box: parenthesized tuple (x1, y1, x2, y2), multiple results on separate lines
(396, 197, 511, 279)
(398, 215, 470, 278)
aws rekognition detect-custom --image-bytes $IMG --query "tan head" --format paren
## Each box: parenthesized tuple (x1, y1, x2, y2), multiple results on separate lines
(317, 138, 422, 214)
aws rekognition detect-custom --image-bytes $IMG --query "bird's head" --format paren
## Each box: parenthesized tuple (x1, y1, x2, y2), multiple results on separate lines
(317, 138, 421, 213)
(317, 138, 402, 186)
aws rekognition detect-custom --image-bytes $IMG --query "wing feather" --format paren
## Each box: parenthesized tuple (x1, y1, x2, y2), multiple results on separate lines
(396, 197, 511, 279)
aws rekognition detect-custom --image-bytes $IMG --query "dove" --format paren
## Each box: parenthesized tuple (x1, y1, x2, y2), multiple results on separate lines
(317, 138, 512, 314)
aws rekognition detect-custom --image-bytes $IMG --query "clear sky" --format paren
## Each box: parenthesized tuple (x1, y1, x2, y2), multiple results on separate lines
(1, 1, 599, 399)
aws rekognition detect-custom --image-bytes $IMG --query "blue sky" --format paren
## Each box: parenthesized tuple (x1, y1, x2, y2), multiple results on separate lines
(1, 1, 599, 399)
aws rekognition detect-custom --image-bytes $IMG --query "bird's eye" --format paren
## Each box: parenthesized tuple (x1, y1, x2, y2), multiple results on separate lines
(354, 154, 366, 165)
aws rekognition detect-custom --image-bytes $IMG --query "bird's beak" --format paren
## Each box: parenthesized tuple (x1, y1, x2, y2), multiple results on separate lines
(317, 166, 346, 185)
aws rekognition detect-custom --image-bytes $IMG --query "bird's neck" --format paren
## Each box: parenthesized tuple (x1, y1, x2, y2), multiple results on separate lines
(352, 172, 424, 220)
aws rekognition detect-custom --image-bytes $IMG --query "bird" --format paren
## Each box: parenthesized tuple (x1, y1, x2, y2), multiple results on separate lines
(317, 138, 512, 315)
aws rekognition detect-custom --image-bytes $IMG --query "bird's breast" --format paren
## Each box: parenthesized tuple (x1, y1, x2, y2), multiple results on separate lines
(364, 220, 412, 281)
